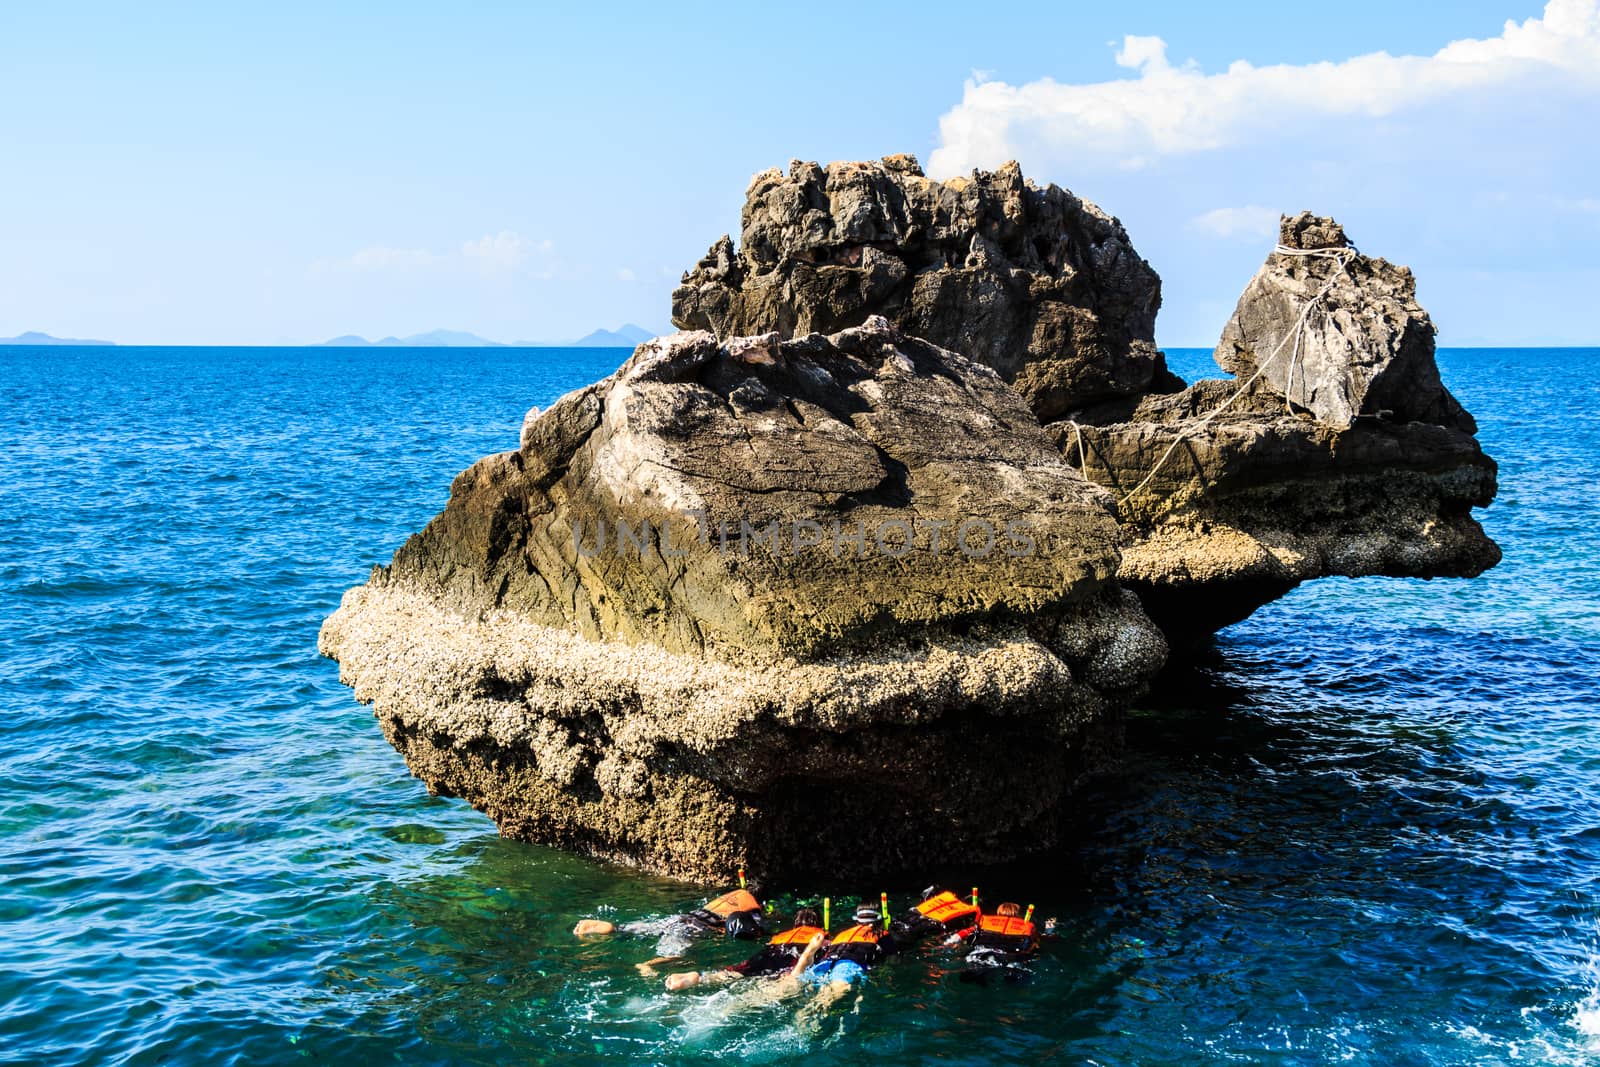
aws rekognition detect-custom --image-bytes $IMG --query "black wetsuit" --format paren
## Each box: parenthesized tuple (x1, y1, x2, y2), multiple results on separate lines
(899, 903, 975, 942)
(725, 943, 806, 978)
(621, 902, 761, 957)
(955, 923, 1041, 985)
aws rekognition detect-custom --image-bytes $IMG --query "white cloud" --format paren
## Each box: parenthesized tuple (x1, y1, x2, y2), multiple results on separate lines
(314, 231, 552, 277)
(1190, 206, 1280, 240)
(615, 267, 636, 282)
(341, 246, 437, 271)
(461, 231, 533, 272)
(929, 0, 1600, 174)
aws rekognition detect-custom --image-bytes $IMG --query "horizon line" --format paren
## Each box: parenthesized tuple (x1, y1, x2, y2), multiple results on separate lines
(4, 340, 1598, 350)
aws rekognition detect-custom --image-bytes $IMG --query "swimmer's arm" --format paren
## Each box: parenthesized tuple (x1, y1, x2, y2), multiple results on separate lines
(789, 932, 826, 976)
(942, 924, 976, 946)
(574, 919, 616, 937)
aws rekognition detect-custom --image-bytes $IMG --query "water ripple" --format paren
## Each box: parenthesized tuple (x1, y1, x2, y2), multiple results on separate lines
(1, 346, 1597, 1064)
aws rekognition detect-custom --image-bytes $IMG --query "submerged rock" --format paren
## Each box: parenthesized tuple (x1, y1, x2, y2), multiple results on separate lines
(672, 157, 1175, 421)
(321, 318, 1166, 880)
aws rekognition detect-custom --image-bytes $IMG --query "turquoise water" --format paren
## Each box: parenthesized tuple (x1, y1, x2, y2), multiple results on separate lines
(2, 344, 1597, 1065)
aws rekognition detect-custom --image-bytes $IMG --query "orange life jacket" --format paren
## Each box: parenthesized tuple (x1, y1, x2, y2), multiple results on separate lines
(828, 923, 881, 946)
(978, 915, 1036, 938)
(917, 891, 978, 926)
(767, 925, 824, 946)
(975, 914, 1038, 947)
(703, 889, 761, 917)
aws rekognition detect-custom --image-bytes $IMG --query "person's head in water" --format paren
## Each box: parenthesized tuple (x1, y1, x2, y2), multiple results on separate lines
(995, 902, 1021, 918)
(853, 904, 883, 928)
(724, 908, 763, 940)
(794, 906, 821, 928)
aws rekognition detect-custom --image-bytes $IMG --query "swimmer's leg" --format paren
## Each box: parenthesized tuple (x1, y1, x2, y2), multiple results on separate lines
(664, 969, 738, 993)
(795, 979, 853, 1036)
(635, 954, 685, 977)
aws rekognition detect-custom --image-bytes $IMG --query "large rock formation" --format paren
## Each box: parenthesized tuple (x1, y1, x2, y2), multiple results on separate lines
(672, 156, 1177, 422)
(321, 318, 1166, 881)
(1061, 214, 1499, 638)
(673, 159, 1499, 645)
(323, 158, 1500, 883)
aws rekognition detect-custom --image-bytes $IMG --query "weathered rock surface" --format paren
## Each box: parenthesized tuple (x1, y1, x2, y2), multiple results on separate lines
(321, 317, 1167, 880)
(323, 161, 1501, 884)
(1061, 216, 1498, 638)
(672, 156, 1176, 422)
(1215, 211, 1475, 432)
(670, 165, 1498, 646)
(1059, 379, 1499, 638)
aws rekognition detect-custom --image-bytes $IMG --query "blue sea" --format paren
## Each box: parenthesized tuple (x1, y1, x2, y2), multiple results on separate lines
(2, 343, 1597, 1065)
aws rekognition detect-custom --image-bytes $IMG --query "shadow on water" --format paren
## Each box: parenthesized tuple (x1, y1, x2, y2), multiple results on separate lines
(324, 834, 1131, 1065)
(278, 617, 1600, 1066)
(1038, 618, 1600, 1063)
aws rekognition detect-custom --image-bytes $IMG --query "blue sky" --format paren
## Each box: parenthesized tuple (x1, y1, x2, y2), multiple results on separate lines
(2, 0, 1593, 345)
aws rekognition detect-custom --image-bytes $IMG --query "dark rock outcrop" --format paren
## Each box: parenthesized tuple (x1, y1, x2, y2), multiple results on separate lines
(321, 318, 1166, 881)
(1060, 382, 1498, 638)
(673, 162, 1498, 647)
(672, 156, 1176, 421)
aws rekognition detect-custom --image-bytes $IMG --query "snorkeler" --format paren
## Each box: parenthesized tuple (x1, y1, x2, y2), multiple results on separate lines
(900, 886, 980, 939)
(943, 901, 1057, 984)
(572, 886, 765, 960)
(737, 902, 899, 1032)
(663, 907, 826, 992)
(689, 896, 917, 1034)
(790, 903, 900, 1005)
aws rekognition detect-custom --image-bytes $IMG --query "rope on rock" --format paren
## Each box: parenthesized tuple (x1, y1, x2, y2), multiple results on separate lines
(1066, 419, 1091, 478)
(1106, 244, 1359, 507)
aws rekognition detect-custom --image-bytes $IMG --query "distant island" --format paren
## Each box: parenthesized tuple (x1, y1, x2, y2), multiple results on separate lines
(315, 329, 505, 348)
(315, 325, 662, 348)
(556, 325, 657, 347)
(0, 330, 114, 346)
